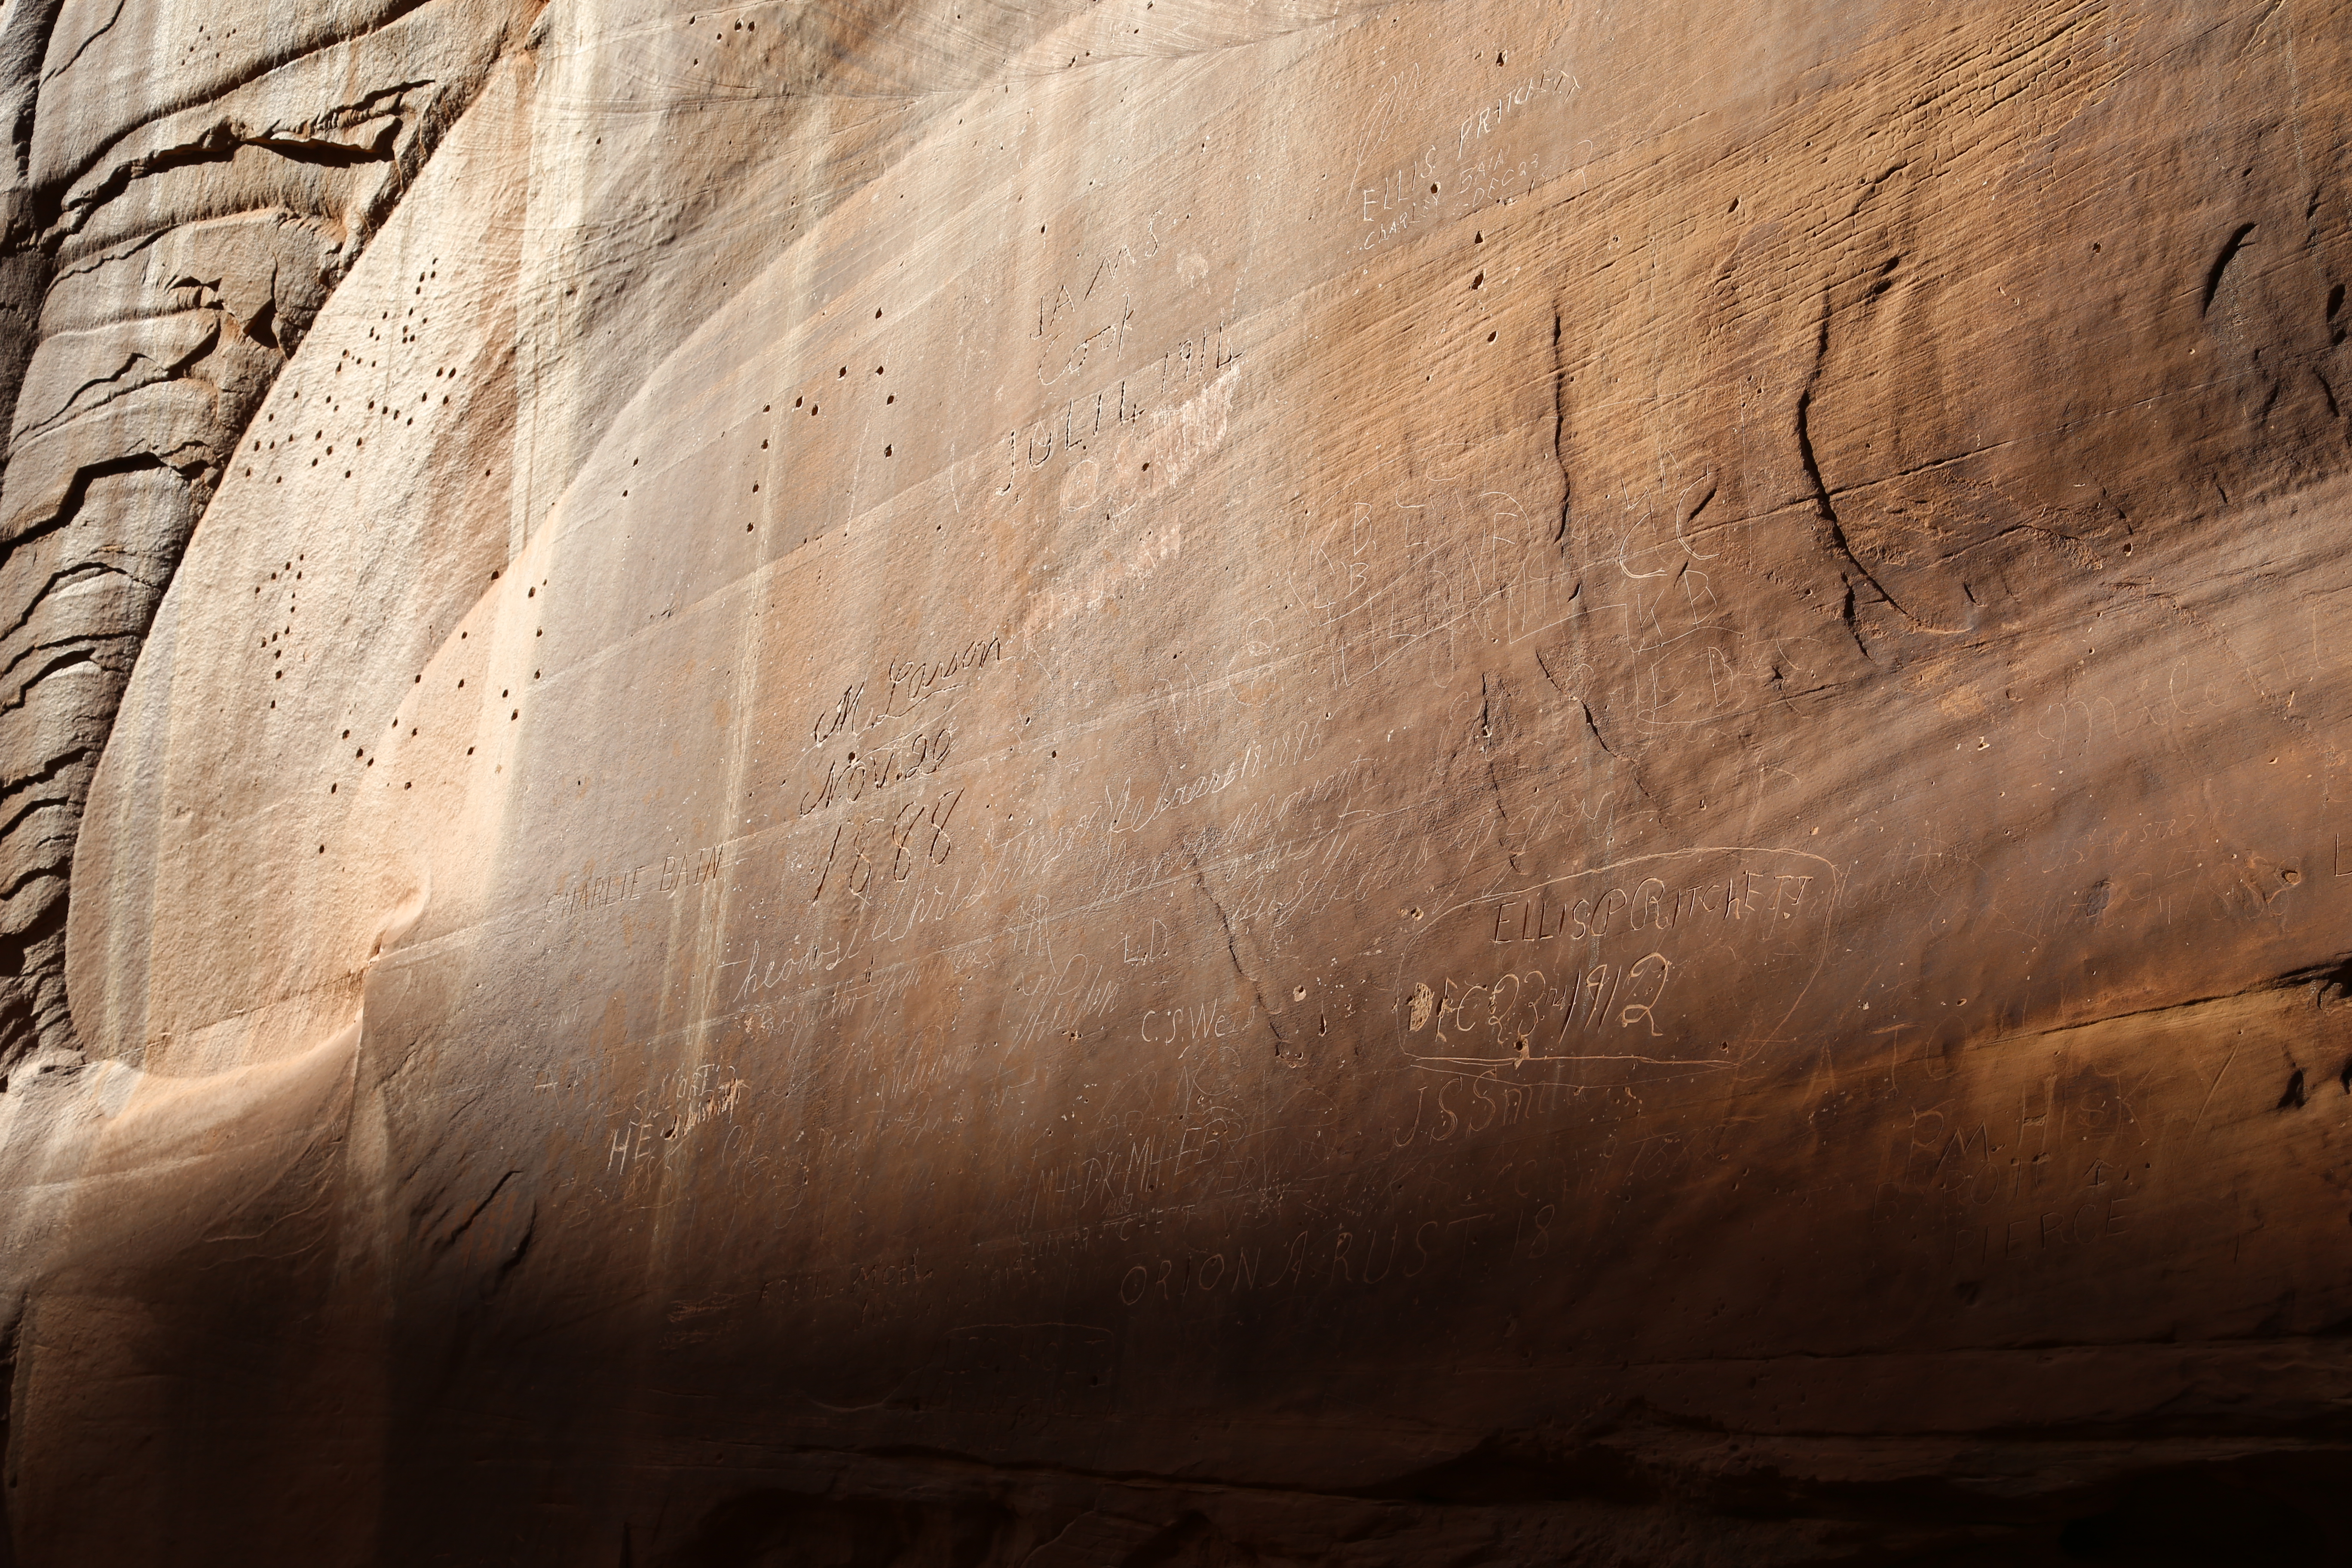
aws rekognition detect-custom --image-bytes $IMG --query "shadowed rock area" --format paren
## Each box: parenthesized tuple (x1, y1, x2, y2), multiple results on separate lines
(0, 0, 2348, 1561)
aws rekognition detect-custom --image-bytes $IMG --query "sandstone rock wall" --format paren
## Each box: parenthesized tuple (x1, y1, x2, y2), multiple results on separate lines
(0, 0, 2349, 1562)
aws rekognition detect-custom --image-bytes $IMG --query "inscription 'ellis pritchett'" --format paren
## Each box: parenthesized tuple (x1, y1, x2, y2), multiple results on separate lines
(1399, 849, 1835, 1085)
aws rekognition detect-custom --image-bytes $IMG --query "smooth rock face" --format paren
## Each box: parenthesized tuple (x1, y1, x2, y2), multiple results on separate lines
(0, 0, 2349, 1560)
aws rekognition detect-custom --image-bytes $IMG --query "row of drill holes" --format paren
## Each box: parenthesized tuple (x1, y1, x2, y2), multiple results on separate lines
(304, 571, 542, 801)
(621, 371, 897, 502)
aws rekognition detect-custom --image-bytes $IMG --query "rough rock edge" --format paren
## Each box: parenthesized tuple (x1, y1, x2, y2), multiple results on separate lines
(0, 4, 531, 1079)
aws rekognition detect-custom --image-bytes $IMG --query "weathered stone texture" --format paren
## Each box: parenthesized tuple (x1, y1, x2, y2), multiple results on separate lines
(1, 0, 2351, 1561)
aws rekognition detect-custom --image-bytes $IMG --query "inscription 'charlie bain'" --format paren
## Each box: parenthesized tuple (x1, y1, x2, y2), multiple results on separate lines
(1400, 849, 1835, 1084)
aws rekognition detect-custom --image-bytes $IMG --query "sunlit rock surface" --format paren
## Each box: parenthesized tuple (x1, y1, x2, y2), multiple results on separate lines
(0, 0, 2349, 1560)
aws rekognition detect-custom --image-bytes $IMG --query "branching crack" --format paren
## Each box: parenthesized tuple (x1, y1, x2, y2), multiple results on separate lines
(1796, 299, 1922, 655)
(1550, 308, 1571, 551)
(2202, 222, 2257, 315)
(1577, 699, 1619, 759)
(1579, 700, 1658, 808)
(436, 1169, 519, 1256)
(0, 647, 96, 713)
(12, 322, 221, 445)
(40, 0, 126, 87)
(0, 861, 69, 907)
(57, 118, 398, 241)
(6, 627, 143, 689)
(0, 559, 135, 649)
(0, 791, 78, 845)
(40, 0, 439, 205)
(3, 450, 196, 555)
(0, 744, 89, 804)
(488, 1207, 537, 1295)
(1188, 851, 1280, 1054)
(2029, 954, 2352, 1043)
